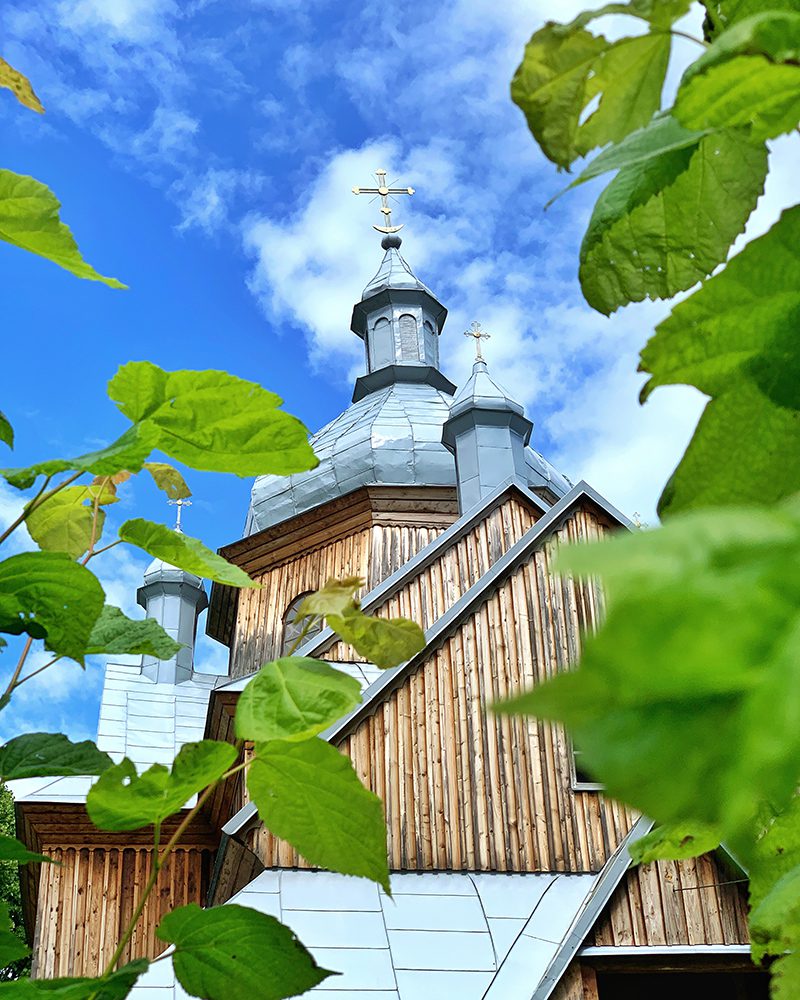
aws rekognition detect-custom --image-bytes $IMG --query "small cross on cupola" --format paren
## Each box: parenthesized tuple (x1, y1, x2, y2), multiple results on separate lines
(465, 321, 491, 363)
(168, 497, 191, 533)
(352, 168, 415, 235)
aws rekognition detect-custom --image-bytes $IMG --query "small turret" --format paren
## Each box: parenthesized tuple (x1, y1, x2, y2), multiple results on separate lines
(136, 539, 208, 685)
(442, 339, 533, 513)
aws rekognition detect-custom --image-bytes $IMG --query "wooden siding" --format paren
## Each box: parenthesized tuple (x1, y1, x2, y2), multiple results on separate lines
(553, 962, 599, 1000)
(592, 853, 750, 947)
(252, 506, 637, 873)
(31, 846, 209, 978)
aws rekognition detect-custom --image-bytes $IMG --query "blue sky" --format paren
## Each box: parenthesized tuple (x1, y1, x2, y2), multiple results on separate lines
(0, 0, 797, 743)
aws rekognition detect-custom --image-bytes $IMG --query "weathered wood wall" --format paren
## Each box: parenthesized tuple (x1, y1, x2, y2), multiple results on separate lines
(553, 962, 598, 1000)
(251, 506, 637, 873)
(592, 853, 750, 947)
(31, 846, 209, 978)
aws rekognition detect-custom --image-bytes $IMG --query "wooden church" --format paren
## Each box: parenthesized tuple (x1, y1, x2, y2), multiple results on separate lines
(12, 186, 765, 999)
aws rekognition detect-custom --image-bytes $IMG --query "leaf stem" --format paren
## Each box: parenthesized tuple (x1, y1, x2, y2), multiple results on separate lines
(2, 637, 34, 701)
(15, 654, 62, 689)
(666, 28, 708, 48)
(703, 2, 724, 36)
(83, 538, 122, 565)
(287, 615, 320, 657)
(82, 478, 107, 563)
(0, 471, 84, 546)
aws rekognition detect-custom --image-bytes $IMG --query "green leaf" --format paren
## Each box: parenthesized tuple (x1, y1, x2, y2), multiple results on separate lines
(0, 552, 105, 661)
(495, 502, 800, 843)
(629, 823, 721, 864)
(85, 605, 183, 659)
(296, 577, 364, 619)
(0, 57, 43, 113)
(641, 206, 800, 514)
(0, 170, 125, 288)
(143, 461, 191, 500)
(0, 833, 54, 865)
(675, 13, 800, 140)
(570, 0, 693, 29)
(0, 902, 28, 968)
(0, 960, 148, 998)
(0, 412, 12, 449)
(551, 114, 710, 201)
(328, 610, 426, 670)
(579, 127, 767, 314)
(25, 483, 117, 559)
(236, 657, 361, 743)
(709, 0, 800, 30)
(157, 903, 331, 1000)
(511, 23, 670, 170)
(248, 737, 391, 892)
(118, 518, 256, 588)
(108, 362, 317, 477)
(0, 734, 112, 781)
(86, 740, 237, 831)
(1, 425, 156, 490)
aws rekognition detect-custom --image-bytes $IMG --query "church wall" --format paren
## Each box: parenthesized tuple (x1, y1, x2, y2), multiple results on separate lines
(591, 853, 750, 947)
(251, 504, 638, 873)
(31, 846, 209, 978)
(552, 962, 599, 1000)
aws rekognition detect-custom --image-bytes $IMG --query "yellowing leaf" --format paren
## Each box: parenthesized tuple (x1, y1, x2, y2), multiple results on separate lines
(0, 56, 43, 114)
(0, 170, 124, 287)
(143, 461, 191, 500)
(25, 483, 117, 558)
(296, 577, 364, 619)
(328, 610, 425, 670)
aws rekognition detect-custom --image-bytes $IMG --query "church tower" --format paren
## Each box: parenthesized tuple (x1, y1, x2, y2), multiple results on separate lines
(15, 175, 758, 1000)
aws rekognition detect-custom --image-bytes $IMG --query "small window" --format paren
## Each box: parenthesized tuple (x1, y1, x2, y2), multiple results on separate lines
(282, 592, 324, 655)
(398, 313, 420, 360)
(571, 742, 603, 791)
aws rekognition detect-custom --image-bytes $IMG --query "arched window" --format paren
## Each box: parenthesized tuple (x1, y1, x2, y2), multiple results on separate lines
(398, 313, 420, 360)
(282, 592, 324, 654)
(370, 317, 394, 369)
(423, 320, 437, 363)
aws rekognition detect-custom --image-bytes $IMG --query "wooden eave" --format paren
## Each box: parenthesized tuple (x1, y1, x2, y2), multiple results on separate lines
(206, 484, 459, 645)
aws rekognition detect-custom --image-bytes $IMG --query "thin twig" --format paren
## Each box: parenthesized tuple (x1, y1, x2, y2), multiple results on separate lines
(84, 539, 123, 564)
(15, 654, 62, 689)
(287, 615, 320, 657)
(666, 28, 709, 48)
(2, 637, 34, 701)
(82, 478, 108, 565)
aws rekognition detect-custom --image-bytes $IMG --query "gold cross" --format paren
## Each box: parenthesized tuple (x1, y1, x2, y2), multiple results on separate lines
(168, 497, 192, 532)
(352, 168, 415, 234)
(464, 321, 491, 362)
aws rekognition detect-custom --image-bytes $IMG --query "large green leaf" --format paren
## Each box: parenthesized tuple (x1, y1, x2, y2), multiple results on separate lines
(157, 903, 331, 1000)
(571, 0, 693, 28)
(25, 483, 117, 559)
(0, 960, 148, 998)
(629, 823, 721, 864)
(0, 412, 12, 449)
(235, 657, 361, 743)
(579, 128, 767, 314)
(85, 605, 182, 659)
(495, 501, 800, 844)
(86, 740, 236, 831)
(708, 0, 800, 29)
(749, 797, 800, 999)
(0, 903, 29, 968)
(327, 610, 426, 670)
(511, 23, 670, 169)
(108, 362, 317, 477)
(1, 425, 156, 490)
(0, 833, 54, 865)
(675, 13, 800, 140)
(118, 519, 256, 588)
(296, 577, 364, 619)
(0, 734, 112, 781)
(249, 737, 391, 892)
(0, 57, 43, 114)
(0, 170, 124, 288)
(641, 206, 800, 514)
(0, 552, 104, 661)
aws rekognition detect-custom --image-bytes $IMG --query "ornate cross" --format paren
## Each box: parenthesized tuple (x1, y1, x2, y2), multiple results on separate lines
(352, 168, 415, 234)
(464, 321, 491, 362)
(168, 497, 192, 532)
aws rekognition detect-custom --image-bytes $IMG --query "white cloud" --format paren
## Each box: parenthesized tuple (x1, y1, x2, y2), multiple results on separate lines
(56, 0, 179, 45)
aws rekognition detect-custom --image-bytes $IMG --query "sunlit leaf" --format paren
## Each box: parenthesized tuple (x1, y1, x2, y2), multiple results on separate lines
(579, 128, 767, 314)
(641, 206, 800, 514)
(0, 833, 55, 865)
(143, 461, 191, 500)
(0, 733, 112, 781)
(296, 577, 363, 619)
(0, 56, 43, 114)
(570, 0, 692, 28)
(0, 552, 104, 661)
(118, 518, 256, 588)
(86, 740, 236, 831)
(0, 412, 12, 449)
(511, 22, 670, 169)
(629, 823, 721, 864)
(249, 737, 391, 892)
(108, 362, 317, 477)
(157, 903, 331, 1000)
(0, 170, 124, 287)
(495, 502, 800, 843)
(236, 657, 361, 743)
(328, 610, 426, 669)
(85, 605, 182, 660)
(25, 483, 117, 558)
(709, 0, 799, 30)
(0, 960, 148, 998)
